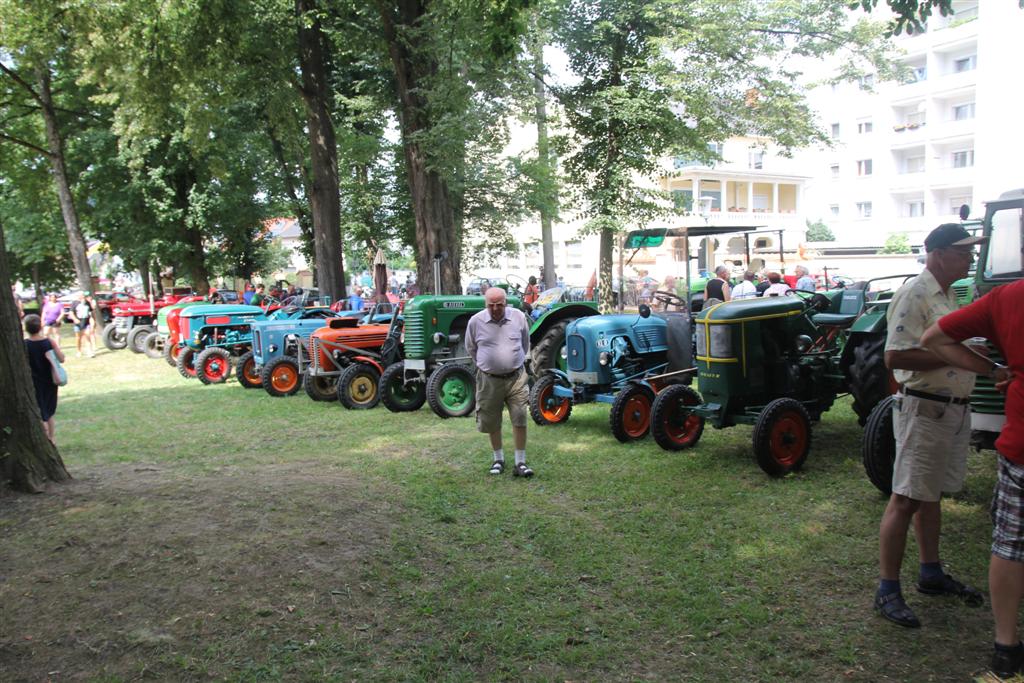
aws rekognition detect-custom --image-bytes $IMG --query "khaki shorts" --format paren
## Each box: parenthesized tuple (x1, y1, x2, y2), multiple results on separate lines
(891, 394, 971, 502)
(475, 367, 528, 433)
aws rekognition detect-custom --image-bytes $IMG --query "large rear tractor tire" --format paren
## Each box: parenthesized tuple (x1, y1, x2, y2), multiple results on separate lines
(847, 335, 891, 426)
(862, 395, 897, 496)
(753, 398, 812, 477)
(426, 364, 476, 418)
(196, 347, 233, 385)
(262, 356, 301, 397)
(176, 347, 198, 380)
(126, 325, 154, 354)
(236, 351, 262, 389)
(609, 383, 656, 442)
(530, 319, 570, 374)
(650, 385, 705, 451)
(379, 362, 426, 412)
(102, 323, 127, 351)
(528, 373, 572, 425)
(144, 332, 165, 359)
(303, 370, 338, 402)
(337, 363, 382, 409)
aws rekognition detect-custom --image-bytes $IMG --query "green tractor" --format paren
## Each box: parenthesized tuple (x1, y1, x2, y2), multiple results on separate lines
(862, 189, 1024, 494)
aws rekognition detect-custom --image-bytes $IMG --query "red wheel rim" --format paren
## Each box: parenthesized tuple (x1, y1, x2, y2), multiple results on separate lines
(621, 394, 651, 438)
(663, 394, 701, 446)
(183, 351, 196, 377)
(538, 382, 570, 422)
(271, 364, 299, 392)
(203, 355, 229, 381)
(242, 359, 260, 384)
(768, 411, 808, 466)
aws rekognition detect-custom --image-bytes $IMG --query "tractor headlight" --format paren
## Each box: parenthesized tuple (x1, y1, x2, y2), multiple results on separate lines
(268, 344, 278, 354)
(709, 326, 733, 358)
(598, 351, 610, 366)
(794, 335, 813, 353)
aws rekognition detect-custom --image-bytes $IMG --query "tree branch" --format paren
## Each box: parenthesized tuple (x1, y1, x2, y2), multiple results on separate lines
(0, 130, 53, 157)
(0, 63, 46, 107)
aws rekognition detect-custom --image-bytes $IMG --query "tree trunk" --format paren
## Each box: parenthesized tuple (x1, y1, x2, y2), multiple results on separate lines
(139, 260, 151, 299)
(295, 0, 346, 301)
(378, 1, 461, 295)
(37, 68, 98, 327)
(598, 227, 615, 314)
(170, 164, 211, 294)
(531, 31, 557, 290)
(0, 221, 71, 493)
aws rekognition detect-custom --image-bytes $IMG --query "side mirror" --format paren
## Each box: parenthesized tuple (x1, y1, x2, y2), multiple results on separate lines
(638, 304, 651, 318)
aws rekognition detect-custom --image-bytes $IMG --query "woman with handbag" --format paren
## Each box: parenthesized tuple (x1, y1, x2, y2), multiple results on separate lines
(23, 314, 65, 445)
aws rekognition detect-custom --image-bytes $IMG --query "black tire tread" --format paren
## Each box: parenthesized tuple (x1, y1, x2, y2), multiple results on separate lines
(862, 395, 897, 495)
(261, 356, 301, 397)
(176, 347, 197, 380)
(195, 347, 232, 385)
(753, 398, 812, 477)
(337, 363, 382, 410)
(380, 362, 426, 413)
(609, 383, 656, 443)
(650, 384, 705, 451)
(530, 319, 570, 374)
(102, 323, 127, 351)
(235, 351, 261, 389)
(848, 335, 889, 426)
(303, 369, 337, 402)
(528, 373, 572, 425)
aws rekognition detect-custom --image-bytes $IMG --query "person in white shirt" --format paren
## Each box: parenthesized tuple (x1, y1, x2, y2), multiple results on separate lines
(763, 272, 791, 297)
(731, 271, 758, 300)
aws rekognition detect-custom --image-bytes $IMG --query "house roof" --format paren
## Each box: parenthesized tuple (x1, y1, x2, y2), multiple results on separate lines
(265, 217, 302, 239)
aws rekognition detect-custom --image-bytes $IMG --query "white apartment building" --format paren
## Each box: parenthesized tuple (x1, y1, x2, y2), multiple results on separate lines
(802, 1, 1024, 249)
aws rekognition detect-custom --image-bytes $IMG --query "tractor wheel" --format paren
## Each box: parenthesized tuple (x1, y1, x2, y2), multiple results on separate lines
(303, 369, 337, 402)
(528, 373, 572, 425)
(165, 340, 182, 367)
(102, 323, 127, 351)
(236, 351, 262, 389)
(176, 347, 198, 380)
(380, 362, 426, 413)
(126, 325, 154, 354)
(609, 383, 656, 442)
(753, 398, 812, 477)
(144, 332, 165, 359)
(196, 347, 233, 385)
(262, 356, 301, 397)
(847, 334, 891, 426)
(650, 385, 705, 451)
(862, 395, 897, 496)
(426, 364, 476, 419)
(530, 319, 570, 374)
(337, 363, 382, 409)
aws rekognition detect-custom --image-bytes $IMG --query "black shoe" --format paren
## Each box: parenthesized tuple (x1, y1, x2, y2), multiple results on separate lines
(916, 572, 984, 607)
(991, 642, 1024, 679)
(874, 592, 921, 628)
(512, 462, 533, 478)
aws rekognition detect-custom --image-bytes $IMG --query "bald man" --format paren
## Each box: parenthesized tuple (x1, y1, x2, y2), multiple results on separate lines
(465, 286, 533, 477)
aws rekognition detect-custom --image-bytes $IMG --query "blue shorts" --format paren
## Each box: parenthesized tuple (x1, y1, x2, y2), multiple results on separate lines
(74, 321, 90, 332)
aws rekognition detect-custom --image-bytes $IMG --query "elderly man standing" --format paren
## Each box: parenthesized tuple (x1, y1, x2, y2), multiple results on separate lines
(465, 286, 533, 478)
(874, 223, 987, 628)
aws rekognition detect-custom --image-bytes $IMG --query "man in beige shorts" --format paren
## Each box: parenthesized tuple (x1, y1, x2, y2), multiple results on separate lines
(465, 286, 533, 477)
(874, 223, 986, 628)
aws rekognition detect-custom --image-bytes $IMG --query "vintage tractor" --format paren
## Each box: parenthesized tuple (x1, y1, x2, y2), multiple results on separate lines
(243, 309, 343, 394)
(862, 189, 1024, 495)
(529, 292, 693, 442)
(148, 296, 206, 360)
(102, 290, 193, 352)
(645, 293, 849, 477)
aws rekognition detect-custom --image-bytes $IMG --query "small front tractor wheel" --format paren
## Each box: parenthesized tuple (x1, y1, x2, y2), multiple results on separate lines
(262, 356, 301, 397)
(126, 325, 154, 354)
(753, 398, 812, 477)
(196, 347, 233, 385)
(609, 383, 656, 442)
(303, 369, 338, 402)
(530, 319, 570, 374)
(847, 334, 891, 426)
(102, 323, 127, 351)
(176, 347, 198, 380)
(165, 340, 182, 367)
(144, 332, 165, 359)
(337, 363, 382, 409)
(650, 385, 705, 451)
(862, 395, 897, 495)
(529, 373, 572, 425)
(236, 351, 262, 389)
(380, 362, 426, 412)
(426, 364, 476, 419)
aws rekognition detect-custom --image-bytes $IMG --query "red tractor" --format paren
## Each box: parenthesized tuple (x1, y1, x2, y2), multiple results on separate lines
(103, 291, 194, 353)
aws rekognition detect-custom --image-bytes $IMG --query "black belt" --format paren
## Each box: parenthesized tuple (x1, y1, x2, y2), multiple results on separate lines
(899, 386, 970, 405)
(480, 367, 523, 379)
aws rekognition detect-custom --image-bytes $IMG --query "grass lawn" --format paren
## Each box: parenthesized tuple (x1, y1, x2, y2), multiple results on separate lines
(0, 332, 1011, 682)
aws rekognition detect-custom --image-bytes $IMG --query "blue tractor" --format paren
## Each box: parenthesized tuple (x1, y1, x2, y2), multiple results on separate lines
(529, 295, 694, 442)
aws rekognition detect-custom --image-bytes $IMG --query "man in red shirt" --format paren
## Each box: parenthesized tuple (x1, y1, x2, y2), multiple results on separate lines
(922, 279, 1022, 677)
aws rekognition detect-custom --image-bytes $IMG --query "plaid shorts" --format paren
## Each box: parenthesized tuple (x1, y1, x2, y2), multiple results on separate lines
(991, 455, 1024, 563)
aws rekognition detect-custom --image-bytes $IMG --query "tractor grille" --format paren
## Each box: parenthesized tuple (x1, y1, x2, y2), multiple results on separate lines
(971, 345, 1007, 415)
(115, 317, 132, 332)
(253, 330, 263, 358)
(566, 334, 586, 372)
(635, 328, 665, 351)
(403, 309, 426, 359)
(952, 283, 972, 306)
(310, 337, 322, 373)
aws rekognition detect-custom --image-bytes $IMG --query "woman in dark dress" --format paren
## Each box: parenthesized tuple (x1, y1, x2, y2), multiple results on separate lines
(24, 314, 64, 444)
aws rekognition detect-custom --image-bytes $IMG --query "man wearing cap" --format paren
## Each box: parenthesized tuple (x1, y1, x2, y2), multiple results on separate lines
(874, 223, 987, 628)
(465, 286, 533, 478)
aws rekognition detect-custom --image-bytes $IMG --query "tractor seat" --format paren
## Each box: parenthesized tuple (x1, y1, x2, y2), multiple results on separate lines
(813, 289, 866, 328)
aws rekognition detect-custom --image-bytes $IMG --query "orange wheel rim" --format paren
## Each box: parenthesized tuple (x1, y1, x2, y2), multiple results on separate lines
(272, 366, 298, 392)
(538, 383, 570, 421)
(622, 394, 651, 437)
(769, 412, 808, 466)
(242, 359, 260, 384)
(663, 395, 700, 445)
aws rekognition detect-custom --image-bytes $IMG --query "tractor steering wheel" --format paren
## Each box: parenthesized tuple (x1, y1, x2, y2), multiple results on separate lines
(652, 290, 686, 308)
(261, 295, 282, 311)
(505, 273, 528, 296)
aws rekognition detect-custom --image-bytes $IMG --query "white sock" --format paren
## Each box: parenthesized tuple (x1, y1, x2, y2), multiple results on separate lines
(514, 449, 526, 466)
(493, 448, 504, 462)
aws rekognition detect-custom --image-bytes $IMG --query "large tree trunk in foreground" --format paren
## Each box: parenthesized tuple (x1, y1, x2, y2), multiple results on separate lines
(0, 221, 71, 493)
(296, 0, 346, 301)
(378, 1, 461, 295)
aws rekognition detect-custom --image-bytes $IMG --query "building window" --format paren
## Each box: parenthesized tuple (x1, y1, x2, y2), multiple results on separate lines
(830, 164, 840, 179)
(906, 201, 925, 217)
(912, 66, 927, 82)
(672, 238, 687, 262)
(857, 120, 873, 135)
(829, 204, 839, 217)
(905, 110, 926, 126)
(754, 237, 772, 249)
(903, 156, 925, 173)
(856, 201, 873, 218)
(953, 102, 975, 120)
(830, 123, 840, 140)
(857, 159, 873, 176)
(672, 189, 693, 211)
(953, 55, 977, 73)
(859, 74, 875, 89)
(952, 149, 974, 168)
(707, 142, 724, 157)
(748, 150, 764, 170)
(950, 196, 971, 215)
(565, 240, 583, 268)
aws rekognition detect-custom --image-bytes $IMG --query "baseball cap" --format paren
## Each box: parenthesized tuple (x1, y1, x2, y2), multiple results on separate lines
(924, 223, 987, 252)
